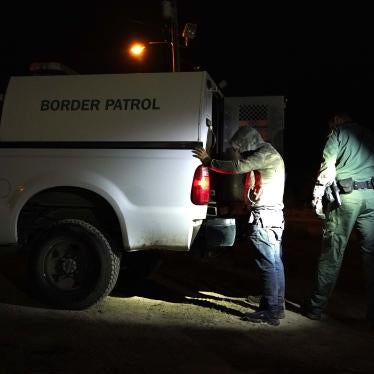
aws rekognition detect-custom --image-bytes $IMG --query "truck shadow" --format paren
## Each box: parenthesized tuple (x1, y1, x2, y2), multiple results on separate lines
(112, 207, 366, 322)
(0, 253, 45, 308)
(112, 246, 283, 319)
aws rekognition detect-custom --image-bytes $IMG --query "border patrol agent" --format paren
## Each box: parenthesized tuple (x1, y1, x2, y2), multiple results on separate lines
(306, 112, 374, 329)
(193, 126, 285, 326)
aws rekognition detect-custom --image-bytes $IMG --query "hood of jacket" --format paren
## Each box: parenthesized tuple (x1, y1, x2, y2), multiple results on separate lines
(230, 126, 266, 153)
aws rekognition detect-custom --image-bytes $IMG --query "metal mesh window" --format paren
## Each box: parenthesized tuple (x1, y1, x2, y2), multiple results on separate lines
(238, 104, 269, 140)
(239, 104, 268, 121)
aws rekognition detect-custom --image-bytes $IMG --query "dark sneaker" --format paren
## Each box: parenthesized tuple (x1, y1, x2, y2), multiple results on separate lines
(241, 310, 280, 326)
(300, 301, 322, 321)
(249, 296, 286, 319)
(303, 309, 322, 321)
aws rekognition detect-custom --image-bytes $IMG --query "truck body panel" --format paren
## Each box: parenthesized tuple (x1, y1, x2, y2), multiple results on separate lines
(0, 148, 206, 249)
(0, 71, 216, 251)
(0, 72, 212, 143)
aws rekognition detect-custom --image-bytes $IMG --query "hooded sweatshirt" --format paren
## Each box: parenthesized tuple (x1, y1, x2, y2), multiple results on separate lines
(208, 126, 285, 210)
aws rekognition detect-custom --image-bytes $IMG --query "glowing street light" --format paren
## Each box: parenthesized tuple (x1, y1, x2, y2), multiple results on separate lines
(127, 1, 196, 73)
(128, 40, 176, 72)
(129, 43, 146, 58)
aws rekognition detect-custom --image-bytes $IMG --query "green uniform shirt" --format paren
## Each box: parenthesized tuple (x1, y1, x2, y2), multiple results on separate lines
(316, 122, 374, 187)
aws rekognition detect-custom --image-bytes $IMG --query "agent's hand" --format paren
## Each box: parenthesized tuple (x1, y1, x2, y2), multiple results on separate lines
(311, 185, 326, 219)
(192, 147, 211, 165)
(311, 196, 325, 219)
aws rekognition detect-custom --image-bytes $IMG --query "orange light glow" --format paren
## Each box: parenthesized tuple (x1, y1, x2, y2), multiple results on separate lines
(129, 43, 146, 57)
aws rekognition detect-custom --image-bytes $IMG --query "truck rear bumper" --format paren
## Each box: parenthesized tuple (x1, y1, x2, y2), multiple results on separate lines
(205, 218, 236, 247)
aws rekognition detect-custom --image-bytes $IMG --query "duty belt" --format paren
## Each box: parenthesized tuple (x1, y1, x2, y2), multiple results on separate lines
(353, 179, 374, 190)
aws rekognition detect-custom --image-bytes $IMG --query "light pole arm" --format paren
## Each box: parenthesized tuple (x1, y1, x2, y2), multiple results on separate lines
(148, 41, 175, 72)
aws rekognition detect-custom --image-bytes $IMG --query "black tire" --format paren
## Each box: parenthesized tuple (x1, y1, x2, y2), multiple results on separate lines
(28, 219, 120, 310)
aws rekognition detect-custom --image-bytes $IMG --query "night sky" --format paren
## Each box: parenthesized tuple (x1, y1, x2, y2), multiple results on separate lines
(2, 2, 373, 96)
(2, 1, 374, 198)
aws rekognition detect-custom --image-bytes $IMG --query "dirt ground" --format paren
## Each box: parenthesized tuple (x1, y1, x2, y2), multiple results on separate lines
(0, 208, 373, 374)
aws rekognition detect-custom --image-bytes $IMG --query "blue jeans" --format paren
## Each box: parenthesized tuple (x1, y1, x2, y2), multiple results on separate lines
(248, 210, 285, 316)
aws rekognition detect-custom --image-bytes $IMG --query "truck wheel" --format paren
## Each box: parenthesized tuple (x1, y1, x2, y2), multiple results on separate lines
(28, 219, 120, 310)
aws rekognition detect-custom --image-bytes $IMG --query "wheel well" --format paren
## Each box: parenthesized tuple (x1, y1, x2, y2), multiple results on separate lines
(18, 187, 123, 251)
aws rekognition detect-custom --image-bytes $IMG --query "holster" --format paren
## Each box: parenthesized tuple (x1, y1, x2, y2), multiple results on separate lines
(322, 180, 342, 213)
(337, 178, 353, 194)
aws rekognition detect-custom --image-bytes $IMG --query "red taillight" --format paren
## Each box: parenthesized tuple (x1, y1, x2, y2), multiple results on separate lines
(191, 165, 210, 205)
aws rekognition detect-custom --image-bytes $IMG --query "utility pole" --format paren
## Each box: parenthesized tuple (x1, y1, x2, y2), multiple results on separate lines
(162, 0, 181, 72)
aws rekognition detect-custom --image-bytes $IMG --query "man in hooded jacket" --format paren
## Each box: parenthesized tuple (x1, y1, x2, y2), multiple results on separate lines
(193, 126, 286, 326)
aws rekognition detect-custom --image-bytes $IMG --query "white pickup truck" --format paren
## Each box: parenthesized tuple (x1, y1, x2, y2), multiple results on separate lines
(0, 71, 216, 309)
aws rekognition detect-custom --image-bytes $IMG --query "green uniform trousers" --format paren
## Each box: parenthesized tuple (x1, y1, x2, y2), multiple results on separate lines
(310, 189, 374, 323)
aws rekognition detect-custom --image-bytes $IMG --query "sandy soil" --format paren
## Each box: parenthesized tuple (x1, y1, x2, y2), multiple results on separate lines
(0, 208, 373, 374)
